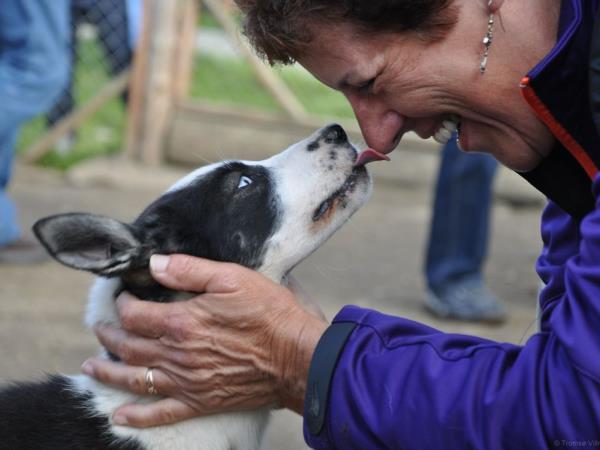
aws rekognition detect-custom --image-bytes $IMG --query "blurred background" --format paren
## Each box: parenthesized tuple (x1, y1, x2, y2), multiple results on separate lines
(17, 0, 360, 169)
(2, 1, 545, 449)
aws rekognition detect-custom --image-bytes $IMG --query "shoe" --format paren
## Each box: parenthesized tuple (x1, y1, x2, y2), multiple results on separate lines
(425, 278, 507, 323)
(0, 236, 50, 264)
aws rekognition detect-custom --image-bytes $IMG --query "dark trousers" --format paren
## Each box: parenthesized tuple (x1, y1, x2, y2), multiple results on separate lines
(425, 136, 498, 290)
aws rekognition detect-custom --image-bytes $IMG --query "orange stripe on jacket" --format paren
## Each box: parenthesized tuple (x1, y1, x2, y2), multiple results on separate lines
(520, 76, 599, 179)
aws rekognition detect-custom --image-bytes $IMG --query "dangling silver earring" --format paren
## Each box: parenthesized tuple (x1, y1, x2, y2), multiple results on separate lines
(480, 0, 494, 74)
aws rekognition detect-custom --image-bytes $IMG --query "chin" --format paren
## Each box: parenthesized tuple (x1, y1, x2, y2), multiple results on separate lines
(459, 126, 545, 172)
(503, 157, 545, 173)
(487, 144, 547, 172)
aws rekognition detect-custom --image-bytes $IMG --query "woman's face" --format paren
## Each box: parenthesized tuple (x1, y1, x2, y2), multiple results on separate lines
(297, 1, 558, 172)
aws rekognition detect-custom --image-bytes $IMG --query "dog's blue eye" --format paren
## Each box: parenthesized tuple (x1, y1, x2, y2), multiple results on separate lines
(237, 175, 253, 189)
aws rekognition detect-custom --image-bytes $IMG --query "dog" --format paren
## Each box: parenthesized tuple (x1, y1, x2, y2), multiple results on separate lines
(0, 124, 372, 450)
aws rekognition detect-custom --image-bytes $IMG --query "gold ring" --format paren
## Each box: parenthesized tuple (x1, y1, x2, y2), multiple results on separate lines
(145, 367, 158, 395)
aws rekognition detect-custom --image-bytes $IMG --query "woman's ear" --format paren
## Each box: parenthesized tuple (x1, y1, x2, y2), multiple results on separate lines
(33, 213, 142, 276)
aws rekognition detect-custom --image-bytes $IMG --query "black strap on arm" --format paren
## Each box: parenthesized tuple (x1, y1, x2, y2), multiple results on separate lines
(304, 321, 357, 437)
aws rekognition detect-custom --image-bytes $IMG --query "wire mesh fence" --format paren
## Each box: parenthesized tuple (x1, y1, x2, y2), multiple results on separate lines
(18, 0, 140, 169)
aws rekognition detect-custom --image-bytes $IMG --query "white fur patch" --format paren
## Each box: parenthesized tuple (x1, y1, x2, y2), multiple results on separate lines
(69, 375, 269, 450)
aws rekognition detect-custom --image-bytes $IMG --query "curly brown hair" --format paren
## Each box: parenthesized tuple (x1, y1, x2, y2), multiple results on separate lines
(234, 0, 458, 65)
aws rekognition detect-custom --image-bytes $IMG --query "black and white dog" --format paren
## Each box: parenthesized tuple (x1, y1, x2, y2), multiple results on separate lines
(0, 124, 372, 450)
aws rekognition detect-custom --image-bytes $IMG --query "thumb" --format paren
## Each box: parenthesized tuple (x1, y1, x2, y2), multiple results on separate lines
(149, 254, 236, 293)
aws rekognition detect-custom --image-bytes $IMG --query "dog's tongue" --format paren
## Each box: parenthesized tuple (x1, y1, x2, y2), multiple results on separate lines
(354, 148, 391, 166)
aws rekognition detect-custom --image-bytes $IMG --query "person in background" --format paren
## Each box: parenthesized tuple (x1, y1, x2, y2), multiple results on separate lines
(46, 0, 141, 153)
(0, 0, 70, 263)
(425, 135, 503, 322)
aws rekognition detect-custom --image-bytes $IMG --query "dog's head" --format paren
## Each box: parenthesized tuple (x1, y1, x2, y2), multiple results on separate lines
(34, 124, 372, 298)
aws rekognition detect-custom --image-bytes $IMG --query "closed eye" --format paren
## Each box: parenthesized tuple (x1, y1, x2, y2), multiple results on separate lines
(237, 175, 253, 189)
(357, 77, 376, 94)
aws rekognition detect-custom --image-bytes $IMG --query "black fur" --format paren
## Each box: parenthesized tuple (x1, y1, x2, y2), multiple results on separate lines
(135, 162, 279, 270)
(307, 140, 320, 152)
(119, 162, 281, 303)
(320, 124, 348, 144)
(0, 376, 142, 450)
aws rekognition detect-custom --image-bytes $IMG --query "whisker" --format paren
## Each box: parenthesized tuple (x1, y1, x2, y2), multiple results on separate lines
(190, 151, 214, 166)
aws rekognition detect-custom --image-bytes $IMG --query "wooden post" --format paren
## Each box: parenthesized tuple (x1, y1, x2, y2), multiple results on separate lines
(125, 0, 198, 166)
(173, 0, 198, 102)
(123, 0, 152, 161)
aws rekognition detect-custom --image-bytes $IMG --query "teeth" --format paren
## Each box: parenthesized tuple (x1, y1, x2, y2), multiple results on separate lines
(434, 127, 452, 144)
(433, 116, 460, 145)
(442, 120, 458, 132)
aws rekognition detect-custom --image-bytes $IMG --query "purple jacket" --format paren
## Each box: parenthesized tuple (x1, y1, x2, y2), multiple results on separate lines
(303, 1, 600, 449)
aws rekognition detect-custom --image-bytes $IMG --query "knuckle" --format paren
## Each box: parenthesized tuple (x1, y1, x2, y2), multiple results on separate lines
(117, 341, 134, 363)
(165, 312, 193, 342)
(188, 369, 210, 388)
(119, 308, 136, 331)
(92, 364, 108, 382)
(159, 405, 179, 424)
(175, 352, 199, 368)
(129, 374, 146, 394)
(203, 394, 223, 412)
(217, 269, 242, 292)
(165, 341, 199, 367)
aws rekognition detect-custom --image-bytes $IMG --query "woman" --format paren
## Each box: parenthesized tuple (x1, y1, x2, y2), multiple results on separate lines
(81, 0, 600, 448)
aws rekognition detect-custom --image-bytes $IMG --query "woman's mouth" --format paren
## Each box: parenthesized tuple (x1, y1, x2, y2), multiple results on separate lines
(433, 115, 461, 145)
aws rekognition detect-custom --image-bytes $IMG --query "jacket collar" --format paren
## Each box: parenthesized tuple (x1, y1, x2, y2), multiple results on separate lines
(519, 0, 600, 220)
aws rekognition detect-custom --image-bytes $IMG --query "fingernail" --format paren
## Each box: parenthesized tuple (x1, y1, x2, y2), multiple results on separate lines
(81, 361, 95, 376)
(113, 413, 129, 426)
(150, 254, 169, 274)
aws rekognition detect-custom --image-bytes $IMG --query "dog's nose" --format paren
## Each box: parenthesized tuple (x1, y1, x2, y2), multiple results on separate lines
(321, 124, 348, 144)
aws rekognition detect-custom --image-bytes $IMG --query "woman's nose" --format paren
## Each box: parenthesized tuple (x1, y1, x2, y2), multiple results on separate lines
(347, 95, 405, 152)
(357, 109, 405, 153)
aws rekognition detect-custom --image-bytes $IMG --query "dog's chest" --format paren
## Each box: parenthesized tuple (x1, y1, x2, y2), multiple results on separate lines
(71, 376, 270, 450)
(83, 279, 271, 450)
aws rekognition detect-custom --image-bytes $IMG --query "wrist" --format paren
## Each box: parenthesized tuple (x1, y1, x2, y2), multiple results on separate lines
(272, 306, 328, 414)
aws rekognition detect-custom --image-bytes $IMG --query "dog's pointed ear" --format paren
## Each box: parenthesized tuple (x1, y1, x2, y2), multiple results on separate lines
(33, 213, 142, 276)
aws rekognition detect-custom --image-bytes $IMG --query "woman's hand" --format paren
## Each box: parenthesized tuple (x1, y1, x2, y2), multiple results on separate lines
(81, 254, 328, 428)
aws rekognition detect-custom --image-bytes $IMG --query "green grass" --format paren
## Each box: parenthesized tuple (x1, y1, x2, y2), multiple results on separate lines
(19, 49, 352, 170)
(191, 54, 354, 118)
